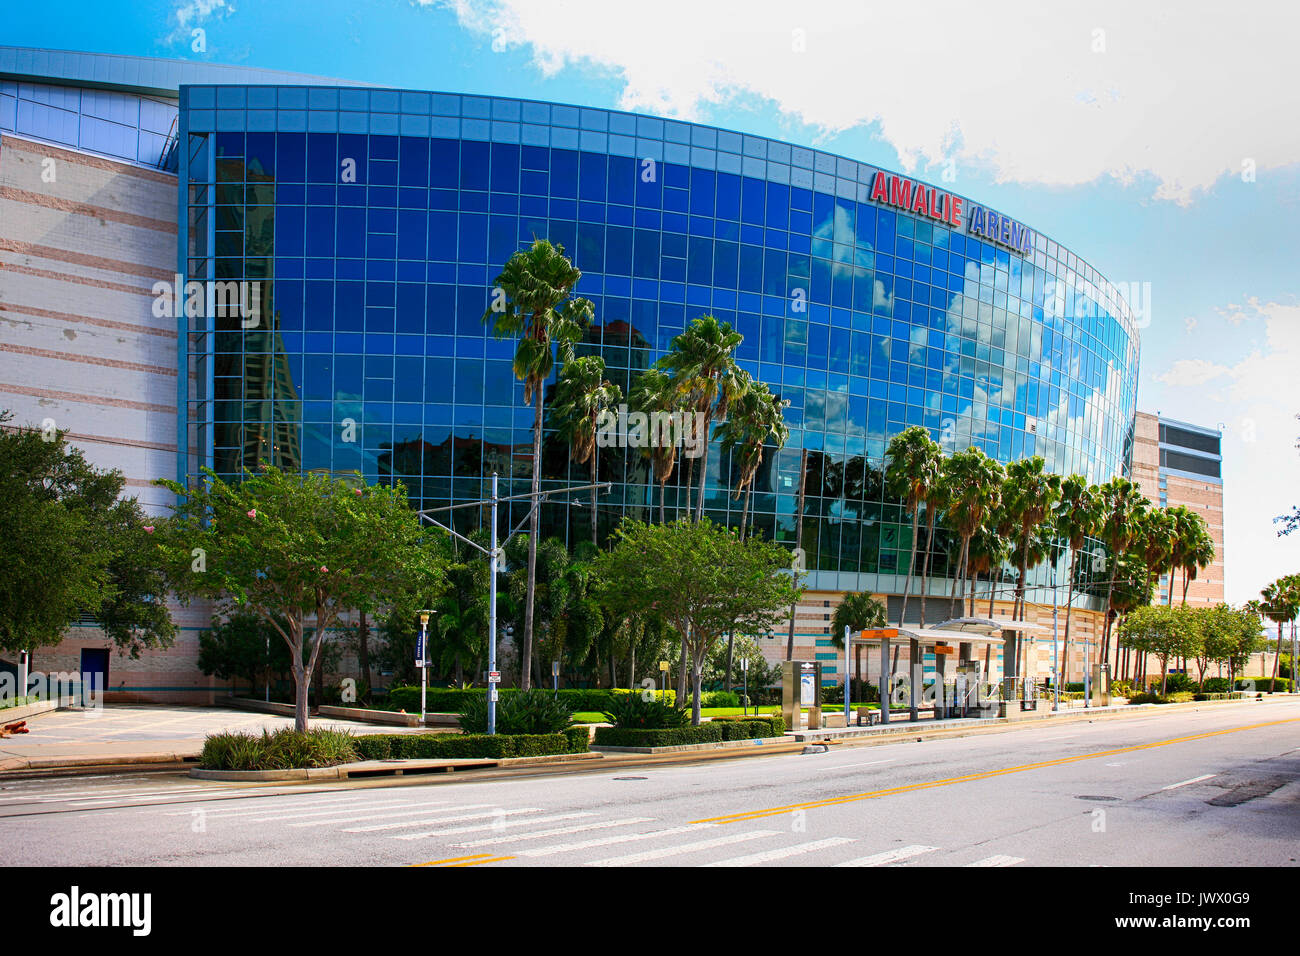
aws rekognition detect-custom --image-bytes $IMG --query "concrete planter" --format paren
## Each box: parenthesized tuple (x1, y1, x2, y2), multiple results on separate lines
(593, 736, 795, 755)
(317, 705, 422, 727)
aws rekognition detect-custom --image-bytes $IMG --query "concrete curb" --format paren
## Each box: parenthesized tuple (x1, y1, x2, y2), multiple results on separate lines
(0, 752, 199, 774)
(189, 750, 602, 781)
(0, 700, 62, 724)
(593, 736, 793, 755)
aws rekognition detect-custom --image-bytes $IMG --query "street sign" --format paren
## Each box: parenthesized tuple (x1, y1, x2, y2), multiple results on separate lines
(658, 660, 670, 672)
(487, 671, 501, 684)
(415, 633, 426, 664)
(488, 685, 498, 702)
(934, 644, 955, 655)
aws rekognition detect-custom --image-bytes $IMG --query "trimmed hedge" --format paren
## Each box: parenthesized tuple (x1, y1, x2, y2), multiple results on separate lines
(383, 686, 675, 714)
(353, 726, 589, 760)
(1235, 677, 1293, 693)
(593, 715, 784, 748)
(199, 728, 358, 770)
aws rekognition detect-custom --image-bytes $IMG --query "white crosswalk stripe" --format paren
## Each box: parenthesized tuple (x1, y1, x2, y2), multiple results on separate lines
(342, 806, 512, 833)
(387, 808, 548, 838)
(703, 837, 855, 867)
(452, 817, 655, 850)
(285, 803, 473, 828)
(835, 844, 939, 867)
(517, 823, 716, 859)
(965, 855, 1024, 867)
(411, 812, 595, 839)
(162, 796, 379, 817)
(247, 800, 440, 823)
(586, 830, 777, 866)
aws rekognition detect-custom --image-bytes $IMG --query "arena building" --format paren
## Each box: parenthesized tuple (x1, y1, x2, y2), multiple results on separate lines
(2, 47, 1185, 701)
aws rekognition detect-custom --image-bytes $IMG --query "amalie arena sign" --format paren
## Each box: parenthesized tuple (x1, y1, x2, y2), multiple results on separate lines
(868, 171, 1034, 257)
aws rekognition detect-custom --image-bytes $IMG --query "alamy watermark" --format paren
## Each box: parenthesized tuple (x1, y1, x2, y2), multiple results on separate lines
(151, 275, 262, 328)
(595, 404, 707, 459)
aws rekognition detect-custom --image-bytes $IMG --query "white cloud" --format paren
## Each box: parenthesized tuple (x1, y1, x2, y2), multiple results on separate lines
(430, 0, 1300, 203)
(1154, 359, 1230, 388)
(163, 0, 233, 46)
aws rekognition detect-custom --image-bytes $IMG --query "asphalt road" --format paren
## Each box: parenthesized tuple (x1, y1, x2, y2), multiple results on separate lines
(2, 699, 1297, 867)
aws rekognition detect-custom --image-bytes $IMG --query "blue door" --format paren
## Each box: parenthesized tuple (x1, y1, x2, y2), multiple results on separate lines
(80, 648, 108, 700)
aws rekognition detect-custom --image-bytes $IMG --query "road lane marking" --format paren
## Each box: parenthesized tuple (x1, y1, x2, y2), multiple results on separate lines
(452, 817, 655, 849)
(410, 854, 492, 867)
(162, 796, 378, 816)
(586, 830, 776, 866)
(1161, 773, 1216, 791)
(703, 837, 854, 867)
(517, 823, 715, 858)
(966, 854, 1024, 867)
(414, 812, 594, 838)
(835, 845, 938, 867)
(691, 716, 1300, 825)
(388, 809, 547, 838)
(245, 801, 430, 822)
(289, 804, 491, 828)
(443, 856, 515, 867)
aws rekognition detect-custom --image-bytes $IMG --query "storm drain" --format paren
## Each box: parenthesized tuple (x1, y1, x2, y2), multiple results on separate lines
(1206, 777, 1288, 807)
(1075, 795, 1120, 802)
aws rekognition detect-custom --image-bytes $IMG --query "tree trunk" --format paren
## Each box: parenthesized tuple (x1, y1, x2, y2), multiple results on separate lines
(1271, 623, 1283, 690)
(628, 644, 636, 690)
(740, 484, 753, 542)
(590, 448, 599, 547)
(725, 631, 735, 693)
(659, 478, 667, 525)
(919, 511, 937, 628)
(1061, 549, 1076, 687)
(694, 409, 713, 523)
(691, 653, 705, 726)
(356, 609, 371, 701)
(899, 508, 920, 627)
(676, 633, 688, 702)
(521, 387, 544, 691)
(455, 654, 463, 687)
(989, 567, 999, 618)
(684, 456, 695, 520)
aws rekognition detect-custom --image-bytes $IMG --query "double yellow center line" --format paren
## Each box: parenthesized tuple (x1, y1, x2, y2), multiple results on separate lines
(411, 853, 516, 867)
(690, 716, 1300, 825)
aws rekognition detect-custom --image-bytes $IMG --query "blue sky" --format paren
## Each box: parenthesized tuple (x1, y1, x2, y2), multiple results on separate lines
(6, 0, 1298, 603)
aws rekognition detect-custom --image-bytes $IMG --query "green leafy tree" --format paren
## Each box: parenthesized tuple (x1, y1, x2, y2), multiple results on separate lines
(552, 355, 622, 547)
(1118, 604, 1202, 695)
(155, 466, 444, 731)
(0, 412, 176, 661)
(592, 518, 803, 724)
(1259, 574, 1300, 689)
(629, 367, 686, 523)
(482, 238, 593, 690)
(831, 592, 888, 691)
(884, 425, 943, 627)
(657, 315, 745, 523)
(197, 609, 292, 695)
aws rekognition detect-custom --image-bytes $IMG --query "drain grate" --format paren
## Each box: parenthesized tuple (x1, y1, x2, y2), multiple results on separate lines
(613, 776, 648, 781)
(1076, 795, 1120, 801)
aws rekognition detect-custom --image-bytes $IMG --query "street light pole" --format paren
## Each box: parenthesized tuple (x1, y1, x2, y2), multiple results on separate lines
(844, 624, 852, 728)
(417, 609, 432, 725)
(488, 472, 498, 736)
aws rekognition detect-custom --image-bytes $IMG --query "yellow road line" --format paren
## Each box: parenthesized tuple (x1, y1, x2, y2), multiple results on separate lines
(691, 716, 1300, 825)
(410, 854, 492, 867)
(442, 856, 515, 867)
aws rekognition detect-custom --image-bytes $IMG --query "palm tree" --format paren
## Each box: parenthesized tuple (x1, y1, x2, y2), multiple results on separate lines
(884, 425, 943, 627)
(965, 523, 1010, 618)
(657, 315, 745, 523)
(481, 239, 592, 691)
(831, 592, 888, 697)
(917, 470, 950, 629)
(1134, 508, 1176, 680)
(1096, 477, 1149, 667)
(1175, 509, 1215, 605)
(1001, 457, 1062, 689)
(716, 374, 789, 542)
(1053, 475, 1101, 687)
(1260, 577, 1300, 690)
(552, 355, 622, 547)
(629, 367, 683, 524)
(940, 447, 1005, 621)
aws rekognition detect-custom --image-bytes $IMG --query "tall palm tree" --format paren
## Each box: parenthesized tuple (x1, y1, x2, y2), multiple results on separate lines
(884, 425, 943, 627)
(1175, 509, 1215, 605)
(1260, 576, 1300, 690)
(482, 238, 592, 690)
(629, 368, 683, 524)
(831, 592, 888, 694)
(917, 469, 950, 629)
(1096, 477, 1149, 667)
(1053, 475, 1101, 687)
(1132, 508, 1176, 680)
(657, 315, 745, 523)
(965, 523, 1010, 618)
(941, 447, 1005, 621)
(716, 374, 789, 542)
(552, 355, 622, 547)
(1001, 457, 1062, 688)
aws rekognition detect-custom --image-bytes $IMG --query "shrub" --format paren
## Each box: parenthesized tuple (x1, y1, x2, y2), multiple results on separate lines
(1234, 677, 1293, 693)
(1200, 677, 1232, 694)
(594, 724, 725, 747)
(383, 686, 673, 714)
(701, 690, 740, 708)
(199, 728, 358, 770)
(1159, 673, 1195, 693)
(1109, 679, 1134, 698)
(1128, 691, 1196, 705)
(603, 693, 691, 730)
(458, 689, 573, 735)
(353, 730, 586, 761)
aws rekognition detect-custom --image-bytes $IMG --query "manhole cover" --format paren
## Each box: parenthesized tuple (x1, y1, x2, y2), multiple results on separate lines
(1076, 795, 1119, 801)
(613, 776, 647, 781)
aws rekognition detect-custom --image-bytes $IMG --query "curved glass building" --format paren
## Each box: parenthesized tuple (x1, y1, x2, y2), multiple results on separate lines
(176, 84, 1140, 604)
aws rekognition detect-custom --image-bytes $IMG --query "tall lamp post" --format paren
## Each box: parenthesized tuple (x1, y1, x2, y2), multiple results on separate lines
(417, 609, 433, 724)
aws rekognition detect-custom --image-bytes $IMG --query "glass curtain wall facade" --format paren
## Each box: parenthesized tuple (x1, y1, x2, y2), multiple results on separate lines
(178, 85, 1140, 599)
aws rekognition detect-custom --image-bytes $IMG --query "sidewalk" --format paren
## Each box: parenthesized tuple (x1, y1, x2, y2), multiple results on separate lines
(0, 704, 428, 774)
